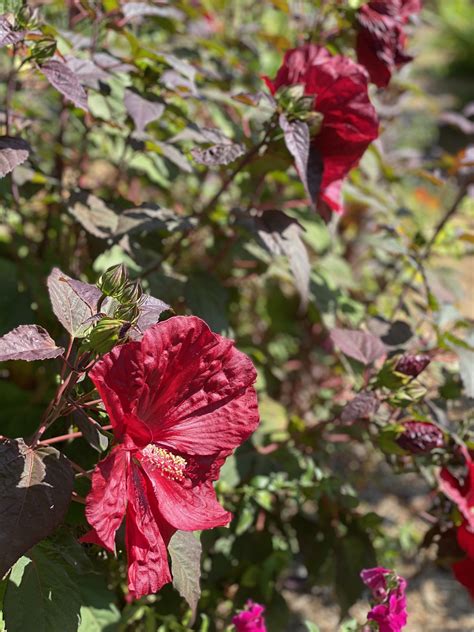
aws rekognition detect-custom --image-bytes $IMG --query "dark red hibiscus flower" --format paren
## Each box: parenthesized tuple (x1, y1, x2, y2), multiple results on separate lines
(356, 0, 422, 88)
(439, 455, 474, 531)
(453, 524, 474, 599)
(264, 44, 379, 216)
(82, 316, 259, 599)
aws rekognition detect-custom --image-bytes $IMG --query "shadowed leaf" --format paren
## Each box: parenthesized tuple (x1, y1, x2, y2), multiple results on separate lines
(0, 325, 63, 362)
(0, 438, 73, 579)
(257, 209, 310, 308)
(340, 391, 379, 424)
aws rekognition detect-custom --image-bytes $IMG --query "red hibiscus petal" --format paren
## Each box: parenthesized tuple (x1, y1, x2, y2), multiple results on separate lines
(458, 523, 474, 560)
(96, 316, 259, 455)
(84, 446, 128, 552)
(439, 466, 474, 531)
(452, 557, 474, 600)
(126, 462, 174, 599)
(89, 340, 143, 440)
(266, 44, 378, 215)
(141, 456, 231, 531)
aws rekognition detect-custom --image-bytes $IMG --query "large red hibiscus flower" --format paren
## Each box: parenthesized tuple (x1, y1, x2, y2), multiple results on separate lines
(82, 316, 259, 599)
(439, 454, 474, 599)
(356, 0, 422, 88)
(264, 44, 379, 216)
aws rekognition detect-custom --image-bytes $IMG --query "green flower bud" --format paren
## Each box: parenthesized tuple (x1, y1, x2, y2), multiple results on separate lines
(85, 318, 125, 354)
(97, 264, 128, 297)
(118, 280, 143, 305)
(114, 303, 140, 323)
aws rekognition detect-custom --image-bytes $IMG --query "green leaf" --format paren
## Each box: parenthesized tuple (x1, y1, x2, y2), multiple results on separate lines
(0, 0, 23, 13)
(4, 544, 81, 632)
(77, 574, 120, 632)
(168, 531, 202, 620)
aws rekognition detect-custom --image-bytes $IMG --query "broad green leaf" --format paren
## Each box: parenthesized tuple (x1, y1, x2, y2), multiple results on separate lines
(4, 545, 81, 632)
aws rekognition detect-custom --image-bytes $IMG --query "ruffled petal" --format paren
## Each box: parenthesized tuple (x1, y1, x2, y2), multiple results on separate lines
(439, 466, 474, 530)
(126, 462, 174, 599)
(89, 340, 144, 440)
(83, 447, 128, 552)
(141, 455, 230, 531)
(452, 557, 474, 600)
(134, 316, 259, 454)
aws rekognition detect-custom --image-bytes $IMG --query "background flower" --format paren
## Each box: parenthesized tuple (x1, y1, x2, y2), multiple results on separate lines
(264, 44, 379, 216)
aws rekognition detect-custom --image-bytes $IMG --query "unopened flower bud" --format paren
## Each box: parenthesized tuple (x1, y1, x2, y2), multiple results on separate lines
(396, 421, 444, 454)
(86, 318, 125, 354)
(115, 303, 140, 322)
(395, 354, 431, 378)
(118, 280, 143, 305)
(97, 264, 128, 297)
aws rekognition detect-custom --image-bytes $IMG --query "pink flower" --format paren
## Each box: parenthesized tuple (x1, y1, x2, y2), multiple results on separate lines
(264, 44, 379, 216)
(356, 0, 421, 88)
(82, 316, 259, 599)
(232, 601, 267, 632)
(361, 567, 408, 632)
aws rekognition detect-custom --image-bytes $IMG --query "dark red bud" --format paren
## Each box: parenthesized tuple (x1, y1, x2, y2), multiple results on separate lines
(395, 354, 431, 378)
(396, 421, 444, 454)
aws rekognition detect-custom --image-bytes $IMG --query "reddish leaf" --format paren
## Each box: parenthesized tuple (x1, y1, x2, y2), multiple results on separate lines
(330, 328, 386, 365)
(41, 59, 88, 111)
(0, 136, 30, 178)
(340, 391, 379, 424)
(0, 17, 24, 48)
(0, 325, 63, 362)
(279, 114, 322, 207)
(0, 438, 73, 578)
(47, 268, 97, 337)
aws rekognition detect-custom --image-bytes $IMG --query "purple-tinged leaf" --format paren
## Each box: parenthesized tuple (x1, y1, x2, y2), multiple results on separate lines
(92, 52, 135, 74)
(131, 295, 170, 339)
(169, 531, 202, 621)
(63, 277, 102, 313)
(0, 438, 73, 578)
(279, 114, 322, 208)
(331, 328, 387, 365)
(0, 16, 24, 47)
(122, 2, 184, 20)
(116, 205, 194, 236)
(191, 143, 245, 166)
(256, 210, 310, 308)
(65, 55, 108, 89)
(161, 70, 197, 95)
(340, 391, 379, 425)
(41, 59, 88, 111)
(0, 325, 63, 362)
(124, 90, 165, 133)
(47, 268, 96, 337)
(68, 192, 118, 239)
(171, 126, 233, 145)
(0, 136, 30, 178)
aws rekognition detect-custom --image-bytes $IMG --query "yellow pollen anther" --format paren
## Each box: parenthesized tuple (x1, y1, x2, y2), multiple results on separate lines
(141, 445, 187, 482)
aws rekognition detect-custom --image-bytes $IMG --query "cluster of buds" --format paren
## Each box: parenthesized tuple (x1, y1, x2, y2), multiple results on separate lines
(275, 84, 324, 135)
(85, 265, 143, 354)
